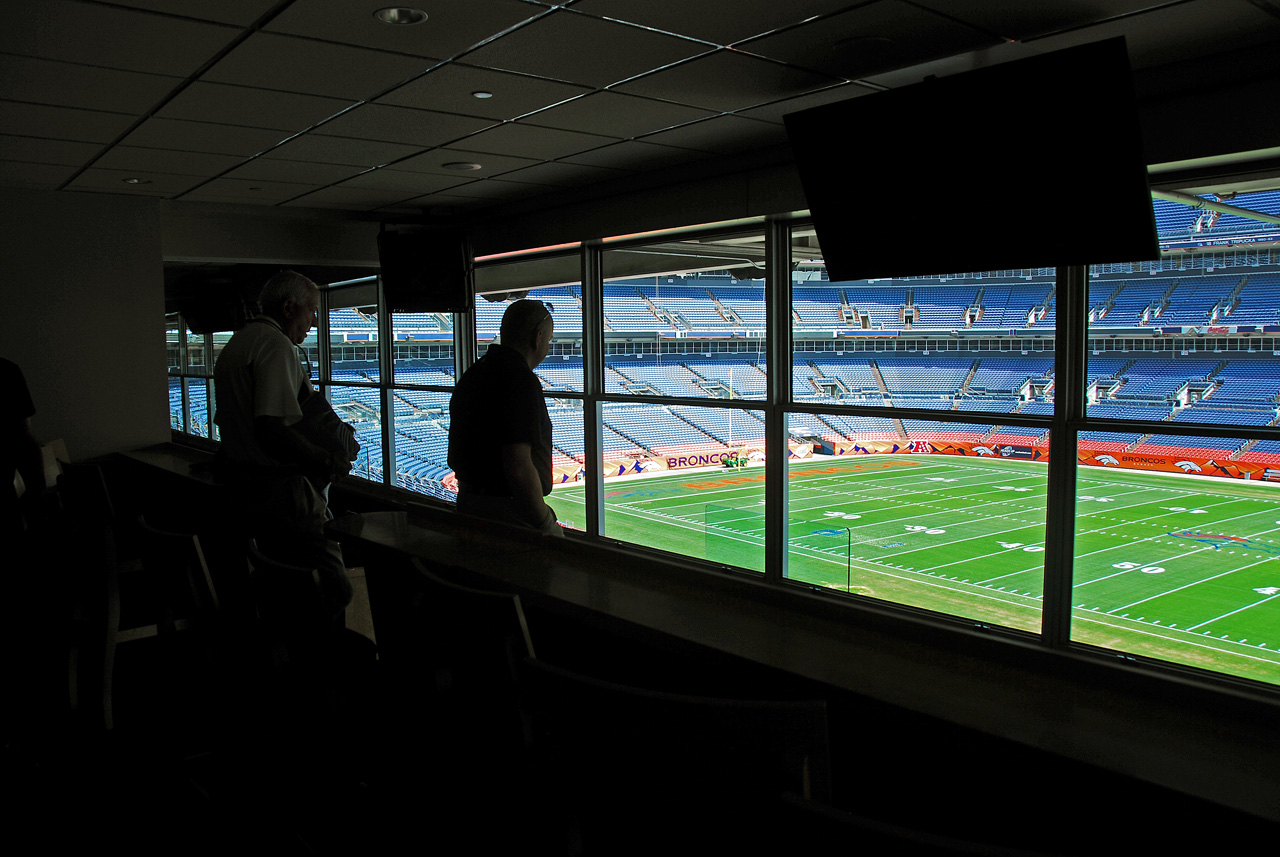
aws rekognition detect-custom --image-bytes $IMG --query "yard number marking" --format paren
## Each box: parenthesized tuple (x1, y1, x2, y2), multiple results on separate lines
(1112, 561, 1166, 574)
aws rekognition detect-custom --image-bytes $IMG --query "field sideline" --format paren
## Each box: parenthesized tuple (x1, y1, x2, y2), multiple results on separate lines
(551, 454, 1280, 686)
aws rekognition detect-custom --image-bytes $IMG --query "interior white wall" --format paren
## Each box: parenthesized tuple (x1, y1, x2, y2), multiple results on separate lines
(0, 187, 166, 461)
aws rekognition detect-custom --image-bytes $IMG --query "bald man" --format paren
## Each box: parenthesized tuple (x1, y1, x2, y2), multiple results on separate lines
(448, 299, 563, 536)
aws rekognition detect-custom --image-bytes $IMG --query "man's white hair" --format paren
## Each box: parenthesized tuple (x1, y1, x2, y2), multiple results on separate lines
(258, 270, 318, 315)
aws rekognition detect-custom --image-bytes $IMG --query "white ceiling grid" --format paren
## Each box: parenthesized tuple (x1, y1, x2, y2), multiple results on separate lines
(0, 0, 1276, 215)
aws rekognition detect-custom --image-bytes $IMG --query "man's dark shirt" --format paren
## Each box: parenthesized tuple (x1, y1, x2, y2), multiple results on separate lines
(448, 343, 552, 497)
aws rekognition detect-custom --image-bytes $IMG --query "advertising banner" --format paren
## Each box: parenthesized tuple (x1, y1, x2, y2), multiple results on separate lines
(832, 439, 1048, 460)
(1076, 449, 1273, 480)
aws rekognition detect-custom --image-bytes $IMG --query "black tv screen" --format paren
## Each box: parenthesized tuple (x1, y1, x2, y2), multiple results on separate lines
(784, 37, 1159, 281)
(378, 229, 473, 313)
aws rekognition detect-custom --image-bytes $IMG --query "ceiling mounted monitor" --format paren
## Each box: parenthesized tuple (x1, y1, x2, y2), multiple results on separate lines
(784, 37, 1159, 281)
(378, 228, 474, 314)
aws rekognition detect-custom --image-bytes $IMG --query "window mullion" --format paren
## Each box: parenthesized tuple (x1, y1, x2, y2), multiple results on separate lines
(582, 239, 604, 537)
(377, 277, 395, 488)
(764, 219, 792, 584)
(1041, 263, 1087, 647)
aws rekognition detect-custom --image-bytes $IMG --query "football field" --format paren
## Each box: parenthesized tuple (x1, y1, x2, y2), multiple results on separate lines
(551, 455, 1280, 686)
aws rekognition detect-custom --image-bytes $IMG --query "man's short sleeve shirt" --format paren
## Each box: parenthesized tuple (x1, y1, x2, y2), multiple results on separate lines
(448, 344, 552, 496)
(213, 317, 305, 468)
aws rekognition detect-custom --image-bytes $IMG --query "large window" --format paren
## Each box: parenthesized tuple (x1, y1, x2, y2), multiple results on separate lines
(167, 314, 218, 441)
(1069, 240, 1280, 681)
(170, 194, 1280, 692)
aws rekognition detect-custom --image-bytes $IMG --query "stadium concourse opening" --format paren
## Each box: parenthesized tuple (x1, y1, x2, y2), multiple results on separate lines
(168, 189, 1280, 691)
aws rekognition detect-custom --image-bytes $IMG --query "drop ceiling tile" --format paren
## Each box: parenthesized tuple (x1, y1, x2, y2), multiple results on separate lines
(400, 192, 491, 211)
(378, 63, 591, 121)
(1022, 0, 1280, 71)
(570, 0, 874, 46)
(266, 0, 542, 59)
(0, 160, 80, 189)
(525, 91, 716, 139)
(339, 169, 474, 194)
(857, 41, 1035, 90)
(94, 146, 247, 176)
(203, 32, 437, 101)
(0, 101, 136, 144)
(224, 158, 368, 185)
(462, 10, 712, 88)
(268, 134, 425, 167)
(614, 51, 842, 112)
(283, 185, 421, 209)
(108, 0, 279, 27)
(459, 122, 617, 160)
(180, 176, 321, 205)
(0, 135, 102, 167)
(641, 114, 787, 154)
(391, 147, 541, 178)
(157, 82, 356, 133)
(912, 1, 1177, 42)
(66, 167, 208, 195)
(0, 1, 239, 76)
(738, 82, 875, 124)
(0, 55, 180, 115)
(561, 140, 710, 171)
(431, 178, 548, 201)
(740, 1, 1003, 81)
(496, 160, 629, 187)
(121, 117, 291, 157)
(316, 104, 496, 147)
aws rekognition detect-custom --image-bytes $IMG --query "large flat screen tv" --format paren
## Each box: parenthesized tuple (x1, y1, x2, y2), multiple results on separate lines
(378, 229, 473, 313)
(783, 37, 1159, 281)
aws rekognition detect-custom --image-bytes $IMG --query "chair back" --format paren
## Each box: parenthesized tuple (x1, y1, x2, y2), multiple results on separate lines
(400, 557, 535, 747)
(136, 515, 220, 634)
(245, 544, 326, 636)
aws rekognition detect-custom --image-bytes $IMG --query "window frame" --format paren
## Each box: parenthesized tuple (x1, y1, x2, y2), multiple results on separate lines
(172, 213, 1280, 698)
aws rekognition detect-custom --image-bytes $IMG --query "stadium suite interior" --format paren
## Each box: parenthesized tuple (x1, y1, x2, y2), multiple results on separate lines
(8, 0, 1280, 848)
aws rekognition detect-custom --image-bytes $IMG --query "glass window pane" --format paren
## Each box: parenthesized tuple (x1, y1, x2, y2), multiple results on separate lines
(185, 325, 208, 376)
(387, 387, 452, 500)
(603, 232, 767, 400)
(392, 311, 454, 387)
(332, 304, 380, 383)
(546, 400, 584, 531)
(791, 231, 1055, 414)
(169, 376, 183, 432)
(166, 313, 181, 374)
(1072, 435, 1280, 686)
(327, 384, 383, 487)
(583, 401, 766, 572)
(184, 378, 212, 439)
(785, 416, 1046, 632)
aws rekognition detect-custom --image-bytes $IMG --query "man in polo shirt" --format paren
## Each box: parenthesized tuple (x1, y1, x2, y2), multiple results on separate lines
(214, 270, 353, 612)
(448, 299, 562, 536)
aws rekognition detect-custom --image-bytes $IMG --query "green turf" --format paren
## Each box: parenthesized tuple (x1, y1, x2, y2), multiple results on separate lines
(551, 454, 1280, 687)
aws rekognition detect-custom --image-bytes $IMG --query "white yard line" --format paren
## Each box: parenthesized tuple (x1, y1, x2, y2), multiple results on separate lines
(1186, 591, 1280, 631)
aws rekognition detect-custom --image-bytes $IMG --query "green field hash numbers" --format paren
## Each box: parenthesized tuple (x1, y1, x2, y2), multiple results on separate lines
(1112, 561, 1167, 574)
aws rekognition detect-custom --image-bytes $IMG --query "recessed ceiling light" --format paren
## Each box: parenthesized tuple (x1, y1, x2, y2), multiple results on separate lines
(472, 91, 493, 99)
(122, 177, 151, 185)
(442, 162, 483, 171)
(374, 7, 428, 25)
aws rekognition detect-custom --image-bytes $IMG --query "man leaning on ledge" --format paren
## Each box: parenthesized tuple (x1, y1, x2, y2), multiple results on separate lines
(213, 270, 355, 615)
(448, 299, 563, 536)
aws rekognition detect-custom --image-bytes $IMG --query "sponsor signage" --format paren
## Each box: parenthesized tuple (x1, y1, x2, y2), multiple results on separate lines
(1160, 233, 1280, 250)
(1078, 449, 1266, 480)
(834, 439, 1047, 461)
